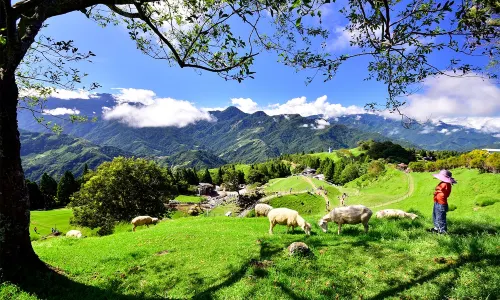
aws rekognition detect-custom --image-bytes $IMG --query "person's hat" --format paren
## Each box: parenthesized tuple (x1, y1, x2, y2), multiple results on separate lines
(433, 169, 457, 184)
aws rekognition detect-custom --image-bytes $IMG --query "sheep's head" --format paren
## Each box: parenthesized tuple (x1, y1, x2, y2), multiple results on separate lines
(318, 219, 328, 233)
(152, 218, 159, 224)
(303, 222, 312, 235)
(408, 213, 418, 220)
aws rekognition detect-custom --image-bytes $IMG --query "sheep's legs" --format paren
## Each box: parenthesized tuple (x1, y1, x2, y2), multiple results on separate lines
(269, 222, 275, 235)
(133, 226, 136, 232)
(364, 223, 369, 233)
(338, 223, 342, 235)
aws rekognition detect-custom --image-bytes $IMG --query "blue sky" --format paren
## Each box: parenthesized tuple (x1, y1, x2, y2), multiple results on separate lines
(36, 5, 500, 133)
(41, 9, 390, 108)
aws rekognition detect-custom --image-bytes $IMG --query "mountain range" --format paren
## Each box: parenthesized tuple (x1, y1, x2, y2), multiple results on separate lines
(17, 94, 500, 180)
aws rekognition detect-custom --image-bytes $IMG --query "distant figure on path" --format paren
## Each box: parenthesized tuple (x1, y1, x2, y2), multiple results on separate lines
(290, 188, 292, 194)
(429, 170, 457, 234)
(339, 193, 348, 206)
(326, 200, 330, 211)
(34, 227, 38, 234)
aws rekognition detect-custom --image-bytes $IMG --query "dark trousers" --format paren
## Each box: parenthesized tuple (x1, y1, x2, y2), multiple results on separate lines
(433, 202, 448, 233)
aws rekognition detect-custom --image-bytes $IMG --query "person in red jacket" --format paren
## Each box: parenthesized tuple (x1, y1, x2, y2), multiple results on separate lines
(430, 169, 457, 234)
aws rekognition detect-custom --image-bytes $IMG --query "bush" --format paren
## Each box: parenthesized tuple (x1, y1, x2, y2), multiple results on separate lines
(408, 161, 426, 172)
(448, 204, 457, 211)
(474, 195, 500, 207)
(70, 157, 173, 234)
(246, 209, 256, 218)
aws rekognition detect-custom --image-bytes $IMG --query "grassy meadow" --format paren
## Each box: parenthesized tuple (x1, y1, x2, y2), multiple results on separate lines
(173, 195, 204, 203)
(264, 176, 313, 193)
(2, 168, 499, 299)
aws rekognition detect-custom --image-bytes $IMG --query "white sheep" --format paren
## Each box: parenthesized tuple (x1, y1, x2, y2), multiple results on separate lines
(255, 204, 273, 217)
(376, 209, 418, 220)
(131, 216, 159, 232)
(319, 205, 372, 235)
(66, 230, 83, 238)
(268, 208, 311, 235)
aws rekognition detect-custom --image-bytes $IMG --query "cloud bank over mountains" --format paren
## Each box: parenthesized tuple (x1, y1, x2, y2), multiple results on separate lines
(36, 73, 500, 132)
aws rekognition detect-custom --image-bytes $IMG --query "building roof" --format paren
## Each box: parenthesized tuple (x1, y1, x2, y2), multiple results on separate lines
(303, 168, 316, 172)
(198, 183, 214, 187)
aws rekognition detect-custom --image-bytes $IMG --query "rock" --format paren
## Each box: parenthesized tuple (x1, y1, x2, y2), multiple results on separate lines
(225, 211, 232, 217)
(187, 206, 201, 216)
(287, 242, 311, 256)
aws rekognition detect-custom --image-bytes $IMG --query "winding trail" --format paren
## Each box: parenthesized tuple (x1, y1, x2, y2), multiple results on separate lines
(303, 176, 330, 209)
(371, 172, 415, 208)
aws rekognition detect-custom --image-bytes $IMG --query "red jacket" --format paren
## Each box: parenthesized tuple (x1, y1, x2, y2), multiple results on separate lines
(434, 182, 452, 205)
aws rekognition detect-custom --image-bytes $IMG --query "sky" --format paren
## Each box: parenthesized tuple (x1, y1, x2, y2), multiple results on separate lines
(34, 3, 500, 133)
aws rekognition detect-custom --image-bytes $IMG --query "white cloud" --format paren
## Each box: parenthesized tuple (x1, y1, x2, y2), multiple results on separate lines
(314, 119, 330, 129)
(112, 88, 156, 105)
(419, 125, 434, 134)
(355, 115, 362, 120)
(397, 73, 500, 133)
(52, 89, 97, 100)
(264, 95, 365, 118)
(301, 124, 309, 128)
(231, 98, 259, 114)
(43, 108, 80, 115)
(402, 74, 500, 120)
(439, 128, 451, 135)
(103, 97, 214, 128)
(19, 88, 97, 100)
(440, 117, 500, 134)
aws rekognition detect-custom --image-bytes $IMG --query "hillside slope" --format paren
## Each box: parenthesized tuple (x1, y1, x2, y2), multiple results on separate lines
(18, 106, 389, 164)
(21, 130, 132, 181)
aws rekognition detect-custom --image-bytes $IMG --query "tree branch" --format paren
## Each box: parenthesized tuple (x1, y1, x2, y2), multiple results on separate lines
(106, 4, 139, 18)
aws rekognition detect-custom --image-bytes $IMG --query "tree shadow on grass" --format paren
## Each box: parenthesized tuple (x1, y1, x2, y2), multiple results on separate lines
(13, 265, 166, 300)
(368, 253, 500, 300)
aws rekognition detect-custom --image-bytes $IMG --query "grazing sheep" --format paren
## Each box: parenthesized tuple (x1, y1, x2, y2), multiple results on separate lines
(131, 216, 159, 232)
(268, 208, 311, 235)
(255, 204, 274, 217)
(66, 230, 83, 238)
(376, 209, 418, 220)
(319, 205, 372, 235)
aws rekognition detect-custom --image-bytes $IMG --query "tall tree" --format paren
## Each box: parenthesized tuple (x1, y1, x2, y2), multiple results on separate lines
(1, 0, 329, 280)
(56, 171, 78, 207)
(39, 173, 57, 209)
(200, 169, 213, 184)
(25, 180, 44, 210)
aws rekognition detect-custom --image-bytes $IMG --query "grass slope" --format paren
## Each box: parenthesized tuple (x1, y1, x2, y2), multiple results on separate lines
(268, 193, 325, 216)
(174, 195, 204, 203)
(5, 212, 499, 299)
(379, 169, 500, 220)
(265, 177, 312, 193)
(344, 168, 409, 207)
(5, 168, 499, 299)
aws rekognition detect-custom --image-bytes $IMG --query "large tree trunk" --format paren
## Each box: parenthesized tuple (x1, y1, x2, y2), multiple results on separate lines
(0, 73, 43, 282)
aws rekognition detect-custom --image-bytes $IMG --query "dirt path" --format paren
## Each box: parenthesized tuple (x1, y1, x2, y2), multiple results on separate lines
(371, 172, 415, 208)
(303, 176, 330, 209)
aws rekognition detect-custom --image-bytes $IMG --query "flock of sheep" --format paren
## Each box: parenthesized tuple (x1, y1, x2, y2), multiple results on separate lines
(256, 203, 418, 236)
(64, 201, 418, 239)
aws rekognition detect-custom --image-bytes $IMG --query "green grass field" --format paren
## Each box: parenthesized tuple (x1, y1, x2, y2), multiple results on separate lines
(344, 168, 410, 207)
(309, 147, 365, 161)
(265, 176, 312, 193)
(268, 193, 326, 216)
(4, 168, 499, 299)
(174, 195, 204, 203)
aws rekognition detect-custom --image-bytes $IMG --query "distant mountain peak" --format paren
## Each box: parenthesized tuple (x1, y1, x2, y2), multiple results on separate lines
(252, 111, 268, 117)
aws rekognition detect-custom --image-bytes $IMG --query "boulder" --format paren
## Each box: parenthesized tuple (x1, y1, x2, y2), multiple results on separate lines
(287, 242, 311, 256)
(225, 211, 232, 217)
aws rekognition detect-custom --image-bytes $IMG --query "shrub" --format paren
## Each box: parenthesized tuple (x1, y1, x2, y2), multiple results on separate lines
(408, 161, 426, 172)
(474, 195, 500, 207)
(246, 209, 256, 218)
(448, 204, 457, 211)
(70, 157, 173, 234)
